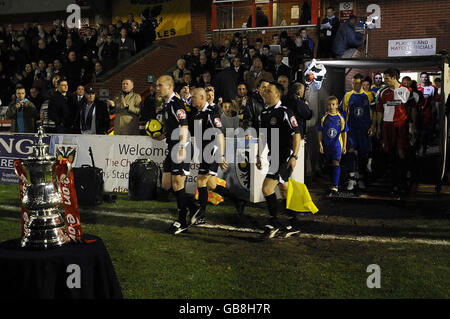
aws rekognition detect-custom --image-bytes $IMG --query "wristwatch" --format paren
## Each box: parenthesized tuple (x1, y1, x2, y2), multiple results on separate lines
(290, 155, 298, 160)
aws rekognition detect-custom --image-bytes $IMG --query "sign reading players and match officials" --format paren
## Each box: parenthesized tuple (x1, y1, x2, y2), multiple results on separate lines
(112, 0, 192, 40)
(388, 38, 436, 57)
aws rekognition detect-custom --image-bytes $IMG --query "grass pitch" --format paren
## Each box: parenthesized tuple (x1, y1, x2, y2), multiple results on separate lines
(0, 184, 449, 298)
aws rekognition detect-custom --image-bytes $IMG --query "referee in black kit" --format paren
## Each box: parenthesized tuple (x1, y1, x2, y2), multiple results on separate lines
(256, 82, 302, 239)
(189, 88, 246, 226)
(154, 75, 197, 234)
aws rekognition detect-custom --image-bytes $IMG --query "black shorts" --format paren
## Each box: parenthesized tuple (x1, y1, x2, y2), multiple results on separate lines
(163, 144, 190, 176)
(198, 161, 219, 176)
(266, 155, 292, 184)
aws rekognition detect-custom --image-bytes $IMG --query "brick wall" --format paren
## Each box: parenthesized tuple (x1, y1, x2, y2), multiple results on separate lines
(92, 0, 211, 97)
(326, 0, 450, 58)
(91, 33, 201, 97)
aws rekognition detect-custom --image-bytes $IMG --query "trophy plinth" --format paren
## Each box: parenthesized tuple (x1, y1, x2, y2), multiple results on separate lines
(20, 127, 70, 249)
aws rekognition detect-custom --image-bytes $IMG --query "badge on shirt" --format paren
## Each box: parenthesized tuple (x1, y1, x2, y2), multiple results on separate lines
(290, 116, 298, 127)
(214, 118, 222, 128)
(176, 109, 186, 120)
(354, 107, 364, 117)
(327, 128, 337, 138)
(270, 117, 277, 125)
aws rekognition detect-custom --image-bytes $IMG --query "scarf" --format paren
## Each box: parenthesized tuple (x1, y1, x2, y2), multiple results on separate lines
(81, 101, 95, 132)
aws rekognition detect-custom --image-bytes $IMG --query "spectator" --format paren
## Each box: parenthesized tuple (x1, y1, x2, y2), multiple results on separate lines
(50, 59, 63, 79)
(46, 74, 61, 98)
(243, 57, 274, 93)
(243, 79, 268, 133)
(260, 44, 274, 70)
(118, 28, 136, 62)
(173, 58, 187, 84)
(60, 37, 78, 62)
(187, 46, 201, 70)
(92, 62, 104, 82)
(141, 82, 161, 122)
(233, 83, 251, 127)
(220, 99, 239, 130)
(101, 34, 119, 72)
(293, 29, 314, 62)
(179, 83, 192, 105)
(270, 53, 292, 82)
(285, 82, 312, 137)
(247, 6, 269, 27)
(242, 45, 259, 69)
(74, 86, 110, 135)
(6, 86, 37, 133)
(255, 38, 264, 55)
(219, 38, 232, 59)
(198, 71, 212, 88)
(280, 31, 295, 51)
(62, 51, 81, 92)
(194, 53, 212, 84)
(240, 36, 250, 57)
(108, 78, 141, 135)
(281, 46, 299, 71)
(332, 15, 364, 58)
(34, 38, 52, 65)
(68, 85, 86, 122)
(209, 49, 222, 72)
(271, 34, 281, 45)
(205, 85, 219, 112)
(129, 21, 144, 52)
(28, 86, 44, 114)
(140, 10, 156, 47)
(277, 75, 290, 100)
(48, 78, 72, 133)
(318, 6, 340, 58)
(212, 56, 244, 101)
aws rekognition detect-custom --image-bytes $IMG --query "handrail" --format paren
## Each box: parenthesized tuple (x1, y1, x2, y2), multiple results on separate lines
(212, 24, 317, 33)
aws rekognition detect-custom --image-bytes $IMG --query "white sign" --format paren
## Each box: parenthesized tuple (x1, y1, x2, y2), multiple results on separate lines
(339, 2, 354, 11)
(45, 134, 304, 203)
(388, 38, 436, 57)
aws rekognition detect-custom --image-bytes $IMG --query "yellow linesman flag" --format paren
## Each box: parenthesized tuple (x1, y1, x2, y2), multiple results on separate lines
(286, 178, 319, 214)
(194, 177, 226, 206)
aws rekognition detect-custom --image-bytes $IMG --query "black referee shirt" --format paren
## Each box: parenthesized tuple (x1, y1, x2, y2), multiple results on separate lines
(194, 102, 224, 151)
(162, 92, 189, 147)
(258, 100, 300, 157)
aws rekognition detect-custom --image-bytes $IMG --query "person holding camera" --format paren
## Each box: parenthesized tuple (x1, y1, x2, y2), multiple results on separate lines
(6, 86, 37, 133)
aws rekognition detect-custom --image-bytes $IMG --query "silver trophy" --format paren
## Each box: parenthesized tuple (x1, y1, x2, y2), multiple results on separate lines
(20, 126, 70, 249)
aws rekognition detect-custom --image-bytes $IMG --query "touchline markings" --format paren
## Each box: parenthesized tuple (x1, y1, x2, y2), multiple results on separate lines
(1, 205, 449, 246)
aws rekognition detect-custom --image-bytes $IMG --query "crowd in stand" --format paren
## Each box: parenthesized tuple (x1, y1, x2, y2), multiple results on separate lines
(0, 12, 158, 130)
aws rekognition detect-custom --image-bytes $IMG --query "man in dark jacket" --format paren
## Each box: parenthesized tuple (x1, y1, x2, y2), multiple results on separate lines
(74, 86, 110, 134)
(212, 56, 245, 101)
(332, 15, 364, 58)
(285, 82, 312, 137)
(6, 87, 37, 133)
(247, 7, 269, 27)
(270, 53, 292, 82)
(243, 79, 268, 133)
(318, 6, 340, 58)
(48, 78, 72, 133)
(62, 51, 82, 92)
(118, 28, 136, 62)
(101, 34, 119, 72)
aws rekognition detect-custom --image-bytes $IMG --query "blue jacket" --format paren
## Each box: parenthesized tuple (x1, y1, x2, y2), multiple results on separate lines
(332, 21, 364, 56)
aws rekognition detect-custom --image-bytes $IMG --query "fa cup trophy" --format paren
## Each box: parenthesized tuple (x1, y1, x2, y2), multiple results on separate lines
(17, 127, 70, 249)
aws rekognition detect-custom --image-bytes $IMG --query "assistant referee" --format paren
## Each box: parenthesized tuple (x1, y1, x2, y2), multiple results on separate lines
(256, 82, 302, 238)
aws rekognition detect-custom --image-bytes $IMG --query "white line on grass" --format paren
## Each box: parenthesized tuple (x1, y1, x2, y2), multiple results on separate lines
(1, 204, 449, 246)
